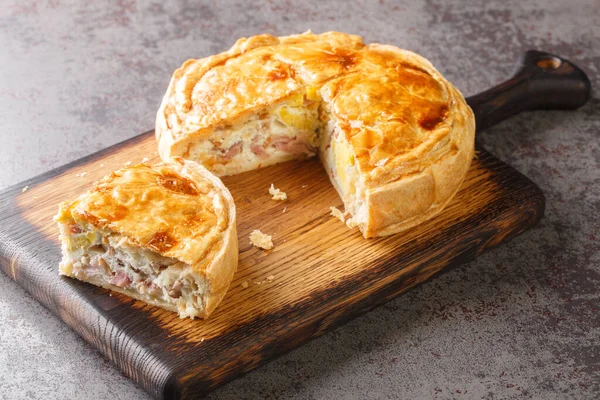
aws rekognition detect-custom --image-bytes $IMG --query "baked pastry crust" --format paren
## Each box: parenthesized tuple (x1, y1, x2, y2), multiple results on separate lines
(156, 31, 475, 237)
(55, 158, 238, 318)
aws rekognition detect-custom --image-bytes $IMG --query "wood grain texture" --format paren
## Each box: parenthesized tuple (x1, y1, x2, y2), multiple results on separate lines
(0, 130, 544, 399)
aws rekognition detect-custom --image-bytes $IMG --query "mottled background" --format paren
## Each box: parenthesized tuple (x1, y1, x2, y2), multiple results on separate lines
(0, 1, 598, 399)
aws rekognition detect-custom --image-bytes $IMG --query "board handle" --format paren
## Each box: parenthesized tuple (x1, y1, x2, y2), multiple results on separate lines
(466, 50, 591, 132)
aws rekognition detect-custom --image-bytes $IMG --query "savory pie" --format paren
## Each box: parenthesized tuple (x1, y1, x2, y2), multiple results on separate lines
(55, 158, 237, 319)
(156, 31, 475, 237)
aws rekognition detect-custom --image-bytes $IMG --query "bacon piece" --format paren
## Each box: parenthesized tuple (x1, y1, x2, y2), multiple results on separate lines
(109, 270, 131, 288)
(220, 141, 243, 161)
(251, 144, 268, 158)
(250, 136, 269, 158)
(270, 135, 316, 155)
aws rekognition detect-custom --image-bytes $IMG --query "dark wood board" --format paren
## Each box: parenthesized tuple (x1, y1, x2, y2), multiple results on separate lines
(0, 130, 544, 399)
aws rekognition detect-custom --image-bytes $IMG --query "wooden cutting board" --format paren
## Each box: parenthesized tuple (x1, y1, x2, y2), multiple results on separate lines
(0, 130, 544, 399)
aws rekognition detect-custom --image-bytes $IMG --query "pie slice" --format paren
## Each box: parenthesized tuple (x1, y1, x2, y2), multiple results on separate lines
(155, 31, 476, 238)
(55, 157, 237, 319)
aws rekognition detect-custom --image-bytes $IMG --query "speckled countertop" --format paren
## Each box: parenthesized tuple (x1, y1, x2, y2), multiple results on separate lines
(0, 1, 598, 399)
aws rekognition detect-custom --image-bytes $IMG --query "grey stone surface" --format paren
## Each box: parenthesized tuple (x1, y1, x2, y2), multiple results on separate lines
(0, 0, 598, 399)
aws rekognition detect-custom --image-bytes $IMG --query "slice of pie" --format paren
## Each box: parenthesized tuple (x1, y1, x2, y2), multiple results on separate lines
(155, 31, 475, 238)
(55, 157, 237, 319)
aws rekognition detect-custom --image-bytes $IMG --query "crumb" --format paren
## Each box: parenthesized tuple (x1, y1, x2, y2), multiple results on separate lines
(100, 163, 104, 167)
(109, 293, 113, 297)
(269, 184, 287, 201)
(241, 280, 249, 289)
(33, 196, 38, 200)
(141, 157, 150, 163)
(375, 158, 389, 167)
(21, 186, 28, 193)
(330, 206, 345, 222)
(79, 171, 87, 177)
(249, 229, 274, 250)
(301, 185, 308, 188)
(200, 337, 205, 342)
(282, 207, 287, 213)
(124, 161, 131, 166)
(253, 275, 276, 285)
(346, 217, 358, 228)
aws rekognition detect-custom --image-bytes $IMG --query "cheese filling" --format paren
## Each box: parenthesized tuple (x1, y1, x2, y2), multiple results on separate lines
(58, 223, 208, 318)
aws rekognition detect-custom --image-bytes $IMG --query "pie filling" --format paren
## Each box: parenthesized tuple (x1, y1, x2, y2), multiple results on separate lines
(58, 222, 207, 318)
(186, 87, 322, 176)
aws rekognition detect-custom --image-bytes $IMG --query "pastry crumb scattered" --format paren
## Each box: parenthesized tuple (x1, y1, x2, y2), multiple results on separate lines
(200, 337, 205, 342)
(33, 196, 38, 200)
(249, 229, 274, 250)
(253, 275, 276, 285)
(301, 185, 308, 188)
(330, 206, 345, 222)
(282, 206, 287, 213)
(241, 280, 249, 289)
(124, 161, 132, 166)
(100, 163, 104, 167)
(77, 171, 87, 178)
(21, 186, 28, 193)
(269, 184, 287, 201)
(141, 157, 150, 163)
(330, 206, 357, 228)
